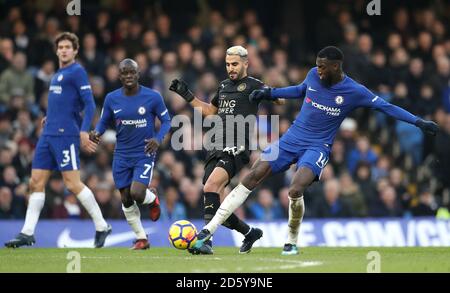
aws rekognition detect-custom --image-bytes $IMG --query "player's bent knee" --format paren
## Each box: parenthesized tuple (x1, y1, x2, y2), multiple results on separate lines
(242, 160, 270, 190)
(64, 180, 84, 195)
(288, 188, 303, 199)
(121, 196, 134, 208)
(130, 189, 146, 203)
(29, 177, 45, 193)
(242, 171, 259, 190)
(203, 180, 222, 193)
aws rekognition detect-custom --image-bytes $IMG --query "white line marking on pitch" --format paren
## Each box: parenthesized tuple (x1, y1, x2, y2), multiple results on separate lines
(251, 258, 323, 271)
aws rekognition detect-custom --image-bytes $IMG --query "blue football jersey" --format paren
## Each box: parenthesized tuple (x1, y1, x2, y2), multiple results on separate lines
(95, 86, 171, 158)
(44, 62, 95, 136)
(271, 67, 418, 147)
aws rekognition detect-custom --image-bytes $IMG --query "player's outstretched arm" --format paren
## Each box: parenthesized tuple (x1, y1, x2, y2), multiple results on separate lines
(250, 84, 307, 102)
(359, 88, 439, 136)
(169, 79, 217, 116)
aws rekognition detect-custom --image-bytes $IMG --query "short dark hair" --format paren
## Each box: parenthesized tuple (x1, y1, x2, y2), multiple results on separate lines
(317, 46, 344, 61)
(54, 32, 79, 51)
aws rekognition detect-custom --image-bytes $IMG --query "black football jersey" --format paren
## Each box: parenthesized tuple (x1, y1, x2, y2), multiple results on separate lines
(206, 76, 264, 154)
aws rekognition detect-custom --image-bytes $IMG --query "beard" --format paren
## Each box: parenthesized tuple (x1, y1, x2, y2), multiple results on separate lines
(320, 76, 333, 87)
(230, 69, 244, 81)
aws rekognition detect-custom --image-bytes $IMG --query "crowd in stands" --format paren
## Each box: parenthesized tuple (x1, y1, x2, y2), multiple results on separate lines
(0, 0, 449, 221)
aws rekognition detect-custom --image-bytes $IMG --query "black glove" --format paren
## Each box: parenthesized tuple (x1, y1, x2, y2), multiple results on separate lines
(169, 79, 195, 102)
(415, 119, 439, 136)
(249, 87, 273, 102)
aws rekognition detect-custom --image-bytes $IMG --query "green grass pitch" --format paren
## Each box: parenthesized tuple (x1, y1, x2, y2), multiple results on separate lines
(1, 247, 449, 273)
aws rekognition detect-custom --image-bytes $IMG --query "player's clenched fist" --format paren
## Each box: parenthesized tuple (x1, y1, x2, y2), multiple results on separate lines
(169, 79, 195, 102)
(145, 138, 160, 155)
(80, 131, 97, 153)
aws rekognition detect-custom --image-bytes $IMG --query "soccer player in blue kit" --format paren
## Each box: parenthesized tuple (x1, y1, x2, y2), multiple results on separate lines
(90, 59, 171, 249)
(5, 32, 112, 248)
(192, 46, 439, 255)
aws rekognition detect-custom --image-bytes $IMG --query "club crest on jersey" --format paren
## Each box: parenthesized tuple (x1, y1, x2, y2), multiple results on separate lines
(138, 107, 146, 115)
(335, 96, 344, 105)
(57, 74, 64, 82)
(237, 83, 246, 92)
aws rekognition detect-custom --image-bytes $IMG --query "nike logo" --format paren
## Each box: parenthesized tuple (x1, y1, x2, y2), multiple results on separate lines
(219, 160, 227, 165)
(205, 204, 214, 209)
(60, 162, 69, 168)
(372, 96, 379, 102)
(140, 175, 149, 179)
(113, 109, 122, 114)
(308, 86, 317, 92)
(57, 227, 156, 248)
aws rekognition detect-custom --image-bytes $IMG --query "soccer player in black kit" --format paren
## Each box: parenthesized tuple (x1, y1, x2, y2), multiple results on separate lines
(170, 46, 283, 254)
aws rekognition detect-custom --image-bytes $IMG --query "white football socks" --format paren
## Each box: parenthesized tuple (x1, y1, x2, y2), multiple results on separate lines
(286, 196, 305, 245)
(21, 192, 45, 236)
(205, 184, 251, 234)
(76, 186, 108, 231)
(142, 189, 156, 205)
(122, 203, 147, 239)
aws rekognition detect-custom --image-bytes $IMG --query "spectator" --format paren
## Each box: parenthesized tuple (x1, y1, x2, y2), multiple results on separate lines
(339, 172, 367, 217)
(347, 136, 378, 174)
(0, 2, 449, 220)
(395, 120, 423, 165)
(0, 51, 34, 104)
(160, 186, 187, 221)
(405, 58, 425, 101)
(80, 33, 105, 76)
(180, 179, 203, 219)
(313, 179, 353, 218)
(370, 185, 404, 217)
(433, 113, 450, 190)
(0, 186, 23, 219)
(52, 193, 82, 219)
(34, 59, 55, 105)
(330, 138, 346, 176)
(411, 188, 438, 217)
(389, 168, 410, 208)
(248, 188, 284, 220)
(103, 63, 121, 94)
(94, 182, 121, 219)
(12, 138, 33, 179)
(415, 83, 441, 118)
(0, 38, 14, 73)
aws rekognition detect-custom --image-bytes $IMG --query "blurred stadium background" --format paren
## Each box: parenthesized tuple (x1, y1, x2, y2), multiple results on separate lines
(0, 0, 449, 248)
